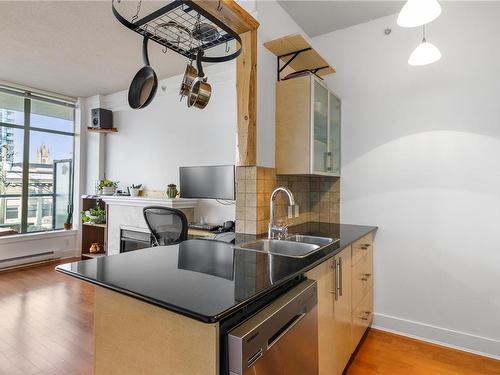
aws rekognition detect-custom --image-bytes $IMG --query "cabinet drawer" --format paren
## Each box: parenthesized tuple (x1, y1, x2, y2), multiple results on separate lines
(351, 233, 373, 266)
(351, 249, 373, 309)
(351, 289, 373, 349)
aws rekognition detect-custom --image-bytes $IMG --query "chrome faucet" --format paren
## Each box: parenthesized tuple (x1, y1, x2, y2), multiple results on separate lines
(268, 187, 299, 239)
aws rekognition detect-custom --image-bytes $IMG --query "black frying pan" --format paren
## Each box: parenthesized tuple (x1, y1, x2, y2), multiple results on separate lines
(128, 36, 158, 109)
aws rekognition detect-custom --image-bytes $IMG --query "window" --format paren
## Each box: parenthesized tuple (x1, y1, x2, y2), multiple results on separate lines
(0, 86, 75, 236)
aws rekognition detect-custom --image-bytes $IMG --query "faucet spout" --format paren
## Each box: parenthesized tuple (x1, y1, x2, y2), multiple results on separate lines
(269, 187, 297, 239)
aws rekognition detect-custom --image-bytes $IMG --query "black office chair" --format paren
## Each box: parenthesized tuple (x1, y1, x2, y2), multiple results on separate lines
(143, 206, 188, 246)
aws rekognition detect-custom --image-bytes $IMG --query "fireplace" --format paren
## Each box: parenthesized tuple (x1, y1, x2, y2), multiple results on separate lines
(120, 227, 153, 253)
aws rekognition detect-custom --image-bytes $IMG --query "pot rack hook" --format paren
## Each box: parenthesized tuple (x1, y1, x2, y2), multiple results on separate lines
(217, 0, 223, 12)
(131, 0, 143, 23)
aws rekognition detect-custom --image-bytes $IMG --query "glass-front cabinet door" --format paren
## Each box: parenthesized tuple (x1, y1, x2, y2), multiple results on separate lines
(311, 77, 341, 176)
(328, 92, 341, 176)
(312, 79, 329, 173)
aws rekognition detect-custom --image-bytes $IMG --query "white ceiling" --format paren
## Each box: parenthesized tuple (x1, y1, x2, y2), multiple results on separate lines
(0, 1, 189, 98)
(0, 1, 404, 98)
(278, 1, 404, 37)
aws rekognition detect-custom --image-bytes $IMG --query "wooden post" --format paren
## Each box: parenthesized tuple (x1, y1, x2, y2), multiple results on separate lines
(236, 30, 257, 166)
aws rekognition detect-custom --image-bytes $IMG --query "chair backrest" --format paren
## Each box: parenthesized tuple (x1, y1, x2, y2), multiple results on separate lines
(143, 206, 188, 246)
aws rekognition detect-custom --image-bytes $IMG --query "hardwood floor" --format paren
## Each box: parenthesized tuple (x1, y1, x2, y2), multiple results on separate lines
(0, 260, 94, 375)
(346, 329, 500, 375)
(1, 261, 499, 375)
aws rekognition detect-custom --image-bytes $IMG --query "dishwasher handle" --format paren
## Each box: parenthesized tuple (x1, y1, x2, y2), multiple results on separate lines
(267, 312, 306, 349)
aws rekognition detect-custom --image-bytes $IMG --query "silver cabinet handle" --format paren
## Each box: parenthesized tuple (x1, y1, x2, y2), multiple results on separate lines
(329, 259, 337, 300)
(335, 257, 341, 298)
(338, 257, 343, 297)
(326, 151, 332, 171)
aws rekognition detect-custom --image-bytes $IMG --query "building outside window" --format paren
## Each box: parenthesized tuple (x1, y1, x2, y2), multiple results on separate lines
(0, 86, 75, 237)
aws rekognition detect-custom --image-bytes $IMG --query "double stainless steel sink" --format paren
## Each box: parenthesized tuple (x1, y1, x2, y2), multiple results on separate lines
(236, 235, 339, 259)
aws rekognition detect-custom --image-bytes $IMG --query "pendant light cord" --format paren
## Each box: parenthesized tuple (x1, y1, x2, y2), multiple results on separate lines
(422, 25, 427, 43)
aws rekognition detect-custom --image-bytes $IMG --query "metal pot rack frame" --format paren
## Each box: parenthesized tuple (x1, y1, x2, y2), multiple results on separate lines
(112, 0, 242, 63)
(277, 48, 330, 81)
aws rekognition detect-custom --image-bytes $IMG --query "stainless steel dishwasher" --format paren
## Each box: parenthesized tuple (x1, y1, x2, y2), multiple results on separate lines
(228, 279, 318, 375)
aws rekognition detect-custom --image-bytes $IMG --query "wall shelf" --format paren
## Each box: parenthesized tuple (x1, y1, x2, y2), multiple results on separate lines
(87, 127, 118, 134)
(263, 34, 335, 81)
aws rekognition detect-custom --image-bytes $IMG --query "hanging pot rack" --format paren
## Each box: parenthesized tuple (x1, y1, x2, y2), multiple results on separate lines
(112, 0, 242, 63)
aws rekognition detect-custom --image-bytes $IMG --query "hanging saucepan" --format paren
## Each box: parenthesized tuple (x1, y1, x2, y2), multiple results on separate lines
(128, 36, 158, 109)
(179, 62, 197, 99)
(187, 50, 212, 109)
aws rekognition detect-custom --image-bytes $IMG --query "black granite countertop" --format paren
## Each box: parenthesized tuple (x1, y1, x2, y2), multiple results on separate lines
(56, 222, 376, 323)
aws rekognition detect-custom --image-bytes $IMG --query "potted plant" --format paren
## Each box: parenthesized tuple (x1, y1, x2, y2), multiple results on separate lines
(166, 184, 178, 199)
(98, 179, 118, 195)
(81, 206, 106, 225)
(129, 184, 143, 197)
(63, 204, 73, 230)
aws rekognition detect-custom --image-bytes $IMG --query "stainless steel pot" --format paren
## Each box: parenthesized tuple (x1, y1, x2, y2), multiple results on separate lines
(187, 49, 212, 109)
(187, 76, 212, 109)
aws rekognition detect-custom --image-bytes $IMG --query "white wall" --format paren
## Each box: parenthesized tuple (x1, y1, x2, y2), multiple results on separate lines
(83, 63, 237, 224)
(0, 231, 78, 268)
(313, 2, 500, 358)
(255, 0, 308, 167)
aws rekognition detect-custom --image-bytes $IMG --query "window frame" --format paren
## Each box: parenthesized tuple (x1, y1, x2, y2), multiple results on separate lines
(0, 85, 76, 235)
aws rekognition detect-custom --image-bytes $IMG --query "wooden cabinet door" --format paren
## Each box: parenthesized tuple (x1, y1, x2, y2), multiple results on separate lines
(306, 258, 335, 375)
(333, 246, 352, 375)
(306, 246, 353, 375)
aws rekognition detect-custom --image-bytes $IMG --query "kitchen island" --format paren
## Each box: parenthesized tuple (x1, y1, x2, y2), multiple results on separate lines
(57, 222, 376, 375)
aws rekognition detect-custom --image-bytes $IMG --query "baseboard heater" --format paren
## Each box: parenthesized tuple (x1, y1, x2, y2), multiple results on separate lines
(0, 251, 57, 267)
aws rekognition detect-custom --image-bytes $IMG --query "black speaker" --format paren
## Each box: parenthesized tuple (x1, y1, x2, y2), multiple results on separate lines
(91, 108, 113, 129)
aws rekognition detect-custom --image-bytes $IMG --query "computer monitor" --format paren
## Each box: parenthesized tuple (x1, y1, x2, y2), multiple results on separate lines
(179, 165, 235, 200)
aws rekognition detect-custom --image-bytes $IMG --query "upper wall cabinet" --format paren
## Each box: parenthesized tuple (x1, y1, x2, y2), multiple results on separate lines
(276, 74, 341, 176)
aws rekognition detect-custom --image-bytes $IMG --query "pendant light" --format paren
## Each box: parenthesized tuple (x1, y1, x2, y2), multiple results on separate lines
(408, 26, 442, 66)
(397, 0, 442, 28)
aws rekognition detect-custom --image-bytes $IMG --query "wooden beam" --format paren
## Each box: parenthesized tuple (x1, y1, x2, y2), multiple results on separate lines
(236, 29, 257, 166)
(191, 0, 260, 34)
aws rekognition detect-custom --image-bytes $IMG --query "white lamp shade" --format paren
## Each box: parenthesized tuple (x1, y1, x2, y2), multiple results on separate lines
(397, 0, 442, 28)
(408, 41, 442, 66)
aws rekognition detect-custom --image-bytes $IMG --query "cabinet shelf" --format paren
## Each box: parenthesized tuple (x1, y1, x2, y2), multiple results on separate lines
(82, 222, 107, 229)
(81, 197, 107, 259)
(87, 127, 118, 134)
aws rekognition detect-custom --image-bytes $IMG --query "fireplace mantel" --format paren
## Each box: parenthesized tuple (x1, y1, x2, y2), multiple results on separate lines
(101, 196, 198, 255)
(101, 196, 199, 209)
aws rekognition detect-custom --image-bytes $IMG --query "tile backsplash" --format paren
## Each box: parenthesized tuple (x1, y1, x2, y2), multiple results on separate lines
(236, 166, 340, 234)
